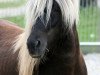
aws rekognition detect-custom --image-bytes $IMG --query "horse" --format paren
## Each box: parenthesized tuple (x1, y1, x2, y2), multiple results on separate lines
(0, 0, 87, 75)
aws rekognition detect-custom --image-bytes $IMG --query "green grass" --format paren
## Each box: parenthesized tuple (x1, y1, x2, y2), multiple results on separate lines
(3, 15, 25, 28)
(0, 0, 26, 8)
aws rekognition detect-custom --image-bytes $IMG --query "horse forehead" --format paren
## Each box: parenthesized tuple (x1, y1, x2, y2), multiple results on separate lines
(33, 1, 61, 30)
(53, 0, 60, 8)
(52, 0, 61, 11)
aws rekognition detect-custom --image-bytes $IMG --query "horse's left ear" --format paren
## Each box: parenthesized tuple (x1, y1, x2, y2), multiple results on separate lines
(72, 21, 78, 34)
(72, 21, 80, 47)
(72, 21, 77, 28)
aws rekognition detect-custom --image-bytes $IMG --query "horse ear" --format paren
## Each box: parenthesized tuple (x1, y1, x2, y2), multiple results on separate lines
(72, 21, 80, 48)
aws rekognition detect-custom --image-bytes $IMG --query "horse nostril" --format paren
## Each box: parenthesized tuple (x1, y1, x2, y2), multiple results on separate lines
(27, 39, 41, 49)
(35, 40, 41, 47)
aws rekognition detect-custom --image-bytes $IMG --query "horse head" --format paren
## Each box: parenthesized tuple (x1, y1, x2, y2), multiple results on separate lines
(27, 0, 62, 58)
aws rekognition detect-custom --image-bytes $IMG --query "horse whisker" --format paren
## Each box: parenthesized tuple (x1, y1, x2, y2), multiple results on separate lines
(46, 48, 49, 52)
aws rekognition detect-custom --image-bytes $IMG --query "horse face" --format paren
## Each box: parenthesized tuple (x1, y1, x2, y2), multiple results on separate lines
(27, 1, 62, 58)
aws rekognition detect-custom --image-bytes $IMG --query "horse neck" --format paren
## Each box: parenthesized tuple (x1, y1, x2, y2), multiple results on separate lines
(47, 24, 80, 62)
(37, 24, 81, 75)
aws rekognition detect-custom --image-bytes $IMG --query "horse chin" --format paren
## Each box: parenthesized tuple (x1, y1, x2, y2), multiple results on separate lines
(30, 51, 45, 59)
(31, 55, 42, 58)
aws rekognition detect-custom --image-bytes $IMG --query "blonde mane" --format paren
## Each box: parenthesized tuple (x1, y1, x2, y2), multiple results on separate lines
(13, 0, 79, 75)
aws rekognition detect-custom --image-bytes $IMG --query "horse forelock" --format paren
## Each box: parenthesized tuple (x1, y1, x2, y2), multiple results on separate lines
(13, 33, 37, 75)
(25, 0, 79, 31)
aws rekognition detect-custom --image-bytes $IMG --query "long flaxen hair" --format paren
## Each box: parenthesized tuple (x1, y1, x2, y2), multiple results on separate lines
(14, 0, 79, 75)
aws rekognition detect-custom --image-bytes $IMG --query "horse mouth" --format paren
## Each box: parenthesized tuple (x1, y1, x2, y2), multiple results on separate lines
(28, 49, 46, 58)
(31, 55, 42, 58)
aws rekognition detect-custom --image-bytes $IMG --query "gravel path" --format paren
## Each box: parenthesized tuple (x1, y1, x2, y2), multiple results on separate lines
(84, 53, 100, 75)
